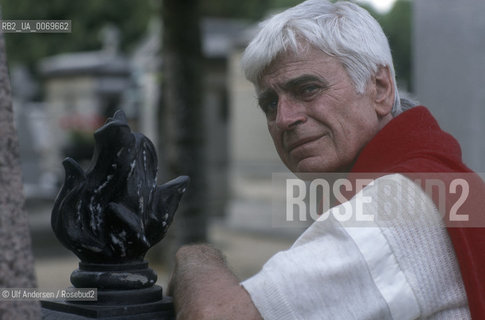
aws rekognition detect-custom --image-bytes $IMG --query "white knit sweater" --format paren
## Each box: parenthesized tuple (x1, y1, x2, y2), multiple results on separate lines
(242, 174, 469, 319)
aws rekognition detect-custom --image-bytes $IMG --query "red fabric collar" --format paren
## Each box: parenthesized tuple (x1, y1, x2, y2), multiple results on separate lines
(351, 106, 466, 173)
(350, 106, 485, 318)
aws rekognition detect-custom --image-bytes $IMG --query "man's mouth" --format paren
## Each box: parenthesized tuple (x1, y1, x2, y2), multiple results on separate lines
(286, 134, 326, 153)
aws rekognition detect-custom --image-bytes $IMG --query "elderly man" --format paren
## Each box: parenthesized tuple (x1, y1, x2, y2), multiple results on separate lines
(169, 1, 485, 319)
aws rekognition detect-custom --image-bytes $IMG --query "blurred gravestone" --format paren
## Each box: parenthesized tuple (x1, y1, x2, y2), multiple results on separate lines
(0, 29, 41, 318)
(414, 0, 485, 172)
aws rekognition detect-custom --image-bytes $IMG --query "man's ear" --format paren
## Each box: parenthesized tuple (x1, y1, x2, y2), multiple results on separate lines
(373, 65, 394, 117)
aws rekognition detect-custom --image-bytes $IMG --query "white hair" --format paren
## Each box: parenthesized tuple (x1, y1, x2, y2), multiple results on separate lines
(241, 0, 402, 115)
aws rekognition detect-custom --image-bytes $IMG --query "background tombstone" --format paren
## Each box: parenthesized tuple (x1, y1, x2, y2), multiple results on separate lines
(0, 28, 41, 319)
(414, 0, 485, 172)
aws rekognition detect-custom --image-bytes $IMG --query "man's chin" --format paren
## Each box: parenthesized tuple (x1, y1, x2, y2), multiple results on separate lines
(290, 157, 337, 176)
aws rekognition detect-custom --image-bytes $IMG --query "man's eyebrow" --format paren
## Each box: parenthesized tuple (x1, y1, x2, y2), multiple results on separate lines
(281, 75, 328, 91)
(257, 74, 328, 102)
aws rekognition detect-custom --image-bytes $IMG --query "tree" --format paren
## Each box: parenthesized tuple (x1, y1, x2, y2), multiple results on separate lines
(0, 30, 40, 318)
(160, 0, 207, 246)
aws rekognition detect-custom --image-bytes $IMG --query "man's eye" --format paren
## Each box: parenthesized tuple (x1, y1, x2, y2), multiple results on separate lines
(298, 85, 320, 99)
(260, 98, 278, 115)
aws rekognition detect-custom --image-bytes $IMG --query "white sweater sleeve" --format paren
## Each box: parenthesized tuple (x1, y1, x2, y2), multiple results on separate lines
(241, 174, 469, 320)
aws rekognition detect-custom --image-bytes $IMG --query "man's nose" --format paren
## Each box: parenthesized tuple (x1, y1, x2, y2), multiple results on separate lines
(275, 96, 306, 130)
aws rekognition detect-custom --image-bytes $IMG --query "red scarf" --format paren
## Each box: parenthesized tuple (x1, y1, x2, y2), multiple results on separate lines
(351, 106, 485, 318)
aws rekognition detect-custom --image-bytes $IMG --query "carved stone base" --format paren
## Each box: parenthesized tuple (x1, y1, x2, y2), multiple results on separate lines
(70, 261, 158, 290)
(41, 286, 174, 319)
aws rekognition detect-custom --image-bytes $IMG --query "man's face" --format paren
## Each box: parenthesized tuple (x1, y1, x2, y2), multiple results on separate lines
(257, 47, 389, 173)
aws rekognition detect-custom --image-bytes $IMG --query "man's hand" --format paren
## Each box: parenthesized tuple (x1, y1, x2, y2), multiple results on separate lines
(168, 244, 263, 320)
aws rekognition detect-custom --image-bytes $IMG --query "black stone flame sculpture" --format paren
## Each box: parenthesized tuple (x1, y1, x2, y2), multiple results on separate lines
(52, 110, 188, 264)
(43, 111, 188, 319)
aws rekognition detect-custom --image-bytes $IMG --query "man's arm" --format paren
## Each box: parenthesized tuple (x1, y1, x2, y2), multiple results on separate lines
(168, 244, 263, 320)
